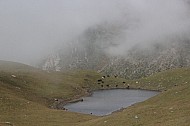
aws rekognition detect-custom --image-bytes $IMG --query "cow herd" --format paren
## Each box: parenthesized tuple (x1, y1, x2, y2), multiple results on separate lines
(97, 75, 130, 89)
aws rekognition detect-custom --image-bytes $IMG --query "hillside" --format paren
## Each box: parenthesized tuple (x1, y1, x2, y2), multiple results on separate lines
(0, 60, 128, 126)
(102, 40, 190, 79)
(77, 68, 190, 126)
(40, 23, 190, 79)
(0, 61, 190, 126)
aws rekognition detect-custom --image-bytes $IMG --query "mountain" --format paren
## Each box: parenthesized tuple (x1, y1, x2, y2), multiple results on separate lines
(40, 23, 190, 79)
(41, 22, 123, 71)
(102, 40, 190, 79)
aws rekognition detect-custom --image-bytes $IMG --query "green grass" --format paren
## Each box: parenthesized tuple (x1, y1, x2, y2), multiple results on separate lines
(0, 60, 126, 126)
(76, 68, 190, 126)
(0, 60, 190, 126)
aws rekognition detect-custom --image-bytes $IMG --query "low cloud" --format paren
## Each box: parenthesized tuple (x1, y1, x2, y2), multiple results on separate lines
(0, 0, 189, 64)
(107, 0, 190, 56)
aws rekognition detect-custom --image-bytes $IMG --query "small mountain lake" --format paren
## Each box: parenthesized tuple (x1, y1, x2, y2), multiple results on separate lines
(64, 89, 159, 116)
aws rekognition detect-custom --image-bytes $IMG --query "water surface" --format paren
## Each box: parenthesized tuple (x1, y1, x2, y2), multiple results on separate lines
(64, 89, 159, 116)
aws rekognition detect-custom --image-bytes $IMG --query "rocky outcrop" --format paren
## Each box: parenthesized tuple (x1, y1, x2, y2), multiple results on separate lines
(101, 41, 190, 79)
(41, 23, 190, 79)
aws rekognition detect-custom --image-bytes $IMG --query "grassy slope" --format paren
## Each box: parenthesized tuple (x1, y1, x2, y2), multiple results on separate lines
(0, 61, 98, 126)
(0, 60, 190, 126)
(0, 61, 127, 126)
(77, 68, 190, 126)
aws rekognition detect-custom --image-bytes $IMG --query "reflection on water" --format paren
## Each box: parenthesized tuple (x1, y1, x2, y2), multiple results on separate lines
(64, 89, 159, 116)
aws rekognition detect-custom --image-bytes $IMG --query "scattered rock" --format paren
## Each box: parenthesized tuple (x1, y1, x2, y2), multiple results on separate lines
(54, 98, 58, 101)
(169, 107, 173, 110)
(15, 87, 21, 90)
(6, 122, 12, 124)
(135, 115, 138, 119)
(11, 75, 16, 78)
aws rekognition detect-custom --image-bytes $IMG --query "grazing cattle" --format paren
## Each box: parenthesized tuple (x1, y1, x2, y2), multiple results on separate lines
(116, 85, 118, 87)
(102, 81, 104, 83)
(102, 76, 106, 79)
(54, 98, 58, 101)
(98, 82, 101, 84)
(106, 84, 109, 87)
(114, 75, 118, 78)
(123, 82, 126, 84)
(127, 84, 130, 89)
(98, 79, 102, 82)
(101, 85, 104, 87)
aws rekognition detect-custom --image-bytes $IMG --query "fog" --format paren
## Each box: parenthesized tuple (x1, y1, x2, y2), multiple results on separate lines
(0, 0, 190, 65)
(107, 0, 190, 56)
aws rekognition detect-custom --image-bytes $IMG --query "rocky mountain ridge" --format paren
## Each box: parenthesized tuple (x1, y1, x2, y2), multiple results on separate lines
(41, 23, 190, 79)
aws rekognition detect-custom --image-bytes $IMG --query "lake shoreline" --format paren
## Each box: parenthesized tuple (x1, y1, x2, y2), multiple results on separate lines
(53, 87, 160, 115)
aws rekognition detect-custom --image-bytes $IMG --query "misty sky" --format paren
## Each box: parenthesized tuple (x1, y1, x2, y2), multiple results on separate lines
(0, 0, 190, 65)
